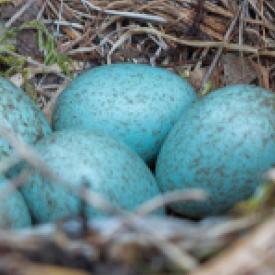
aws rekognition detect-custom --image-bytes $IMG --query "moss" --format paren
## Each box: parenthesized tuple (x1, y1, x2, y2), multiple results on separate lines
(0, 27, 24, 76)
(0, 20, 72, 76)
(20, 20, 72, 76)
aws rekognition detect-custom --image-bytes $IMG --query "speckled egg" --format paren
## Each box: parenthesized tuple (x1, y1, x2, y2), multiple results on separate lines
(21, 130, 164, 223)
(0, 177, 32, 229)
(53, 63, 197, 162)
(156, 84, 275, 218)
(0, 77, 51, 161)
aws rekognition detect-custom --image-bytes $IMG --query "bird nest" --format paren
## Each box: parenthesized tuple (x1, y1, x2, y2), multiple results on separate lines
(0, 0, 275, 274)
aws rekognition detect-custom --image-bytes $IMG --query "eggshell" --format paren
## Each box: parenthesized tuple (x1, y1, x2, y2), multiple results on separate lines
(0, 77, 51, 161)
(156, 84, 275, 217)
(53, 63, 197, 162)
(0, 177, 32, 229)
(21, 130, 164, 223)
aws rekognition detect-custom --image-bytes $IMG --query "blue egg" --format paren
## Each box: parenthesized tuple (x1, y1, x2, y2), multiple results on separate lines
(0, 77, 51, 161)
(21, 130, 164, 223)
(156, 84, 275, 217)
(0, 177, 31, 229)
(53, 63, 197, 162)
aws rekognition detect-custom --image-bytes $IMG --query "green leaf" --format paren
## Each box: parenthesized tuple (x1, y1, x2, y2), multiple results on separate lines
(201, 80, 212, 96)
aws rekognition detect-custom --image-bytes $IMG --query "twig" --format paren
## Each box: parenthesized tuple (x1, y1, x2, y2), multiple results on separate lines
(239, 0, 248, 57)
(37, 0, 49, 20)
(192, 214, 275, 275)
(265, 168, 275, 182)
(81, 0, 167, 24)
(136, 189, 207, 216)
(43, 19, 84, 30)
(5, 0, 36, 28)
(107, 26, 258, 63)
(248, 0, 275, 32)
(56, 0, 64, 36)
(199, 1, 247, 93)
(43, 80, 68, 124)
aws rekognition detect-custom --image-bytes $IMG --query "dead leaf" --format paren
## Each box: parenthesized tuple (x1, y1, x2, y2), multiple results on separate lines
(0, 3, 18, 20)
(222, 53, 257, 85)
(188, 67, 222, 91)
(252, 63, 270, 90)
(16, 29, 43, 61)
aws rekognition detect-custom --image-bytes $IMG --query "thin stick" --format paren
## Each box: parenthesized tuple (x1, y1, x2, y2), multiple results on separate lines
(107, 26, 258, 64)
(5, 0, 36, 28)
(56, 0, 64, 36)
(239, 0, 248, 57)
(81, 0, 167, 24)
(199, 1, 247, 93)
(136, 189, 206, 216)
(265, 168, 275, 182)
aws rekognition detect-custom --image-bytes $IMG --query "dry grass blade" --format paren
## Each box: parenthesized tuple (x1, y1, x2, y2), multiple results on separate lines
(136, 189, 207, 216)
(81, 0, 167, 23)
(266, 168, 275, 182)
(5, 0, 37, 27)
(192, 214, 275, 275)
(43, 79, 68, 124)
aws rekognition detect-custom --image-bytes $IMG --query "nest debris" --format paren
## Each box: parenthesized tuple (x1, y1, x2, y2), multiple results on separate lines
(0, 0, 274, 104)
